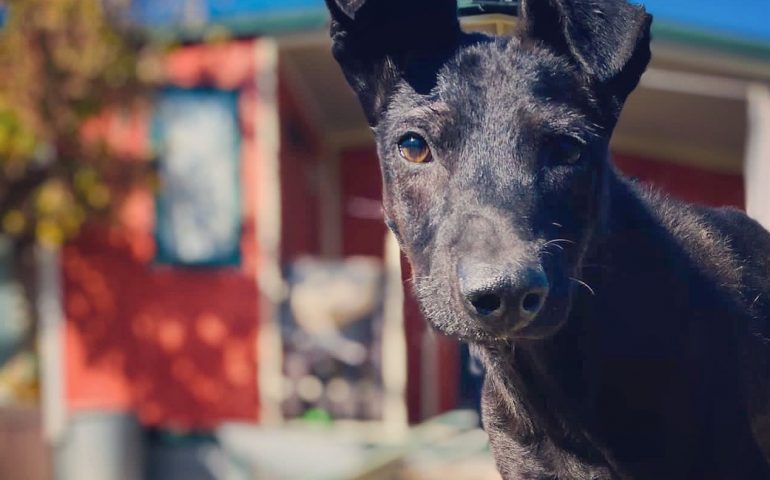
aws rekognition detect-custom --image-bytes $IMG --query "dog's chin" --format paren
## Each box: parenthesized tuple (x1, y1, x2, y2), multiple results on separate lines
(509, 312, 569, 341)
(426, 309, 570, 344)
(427, 297, 572, 344)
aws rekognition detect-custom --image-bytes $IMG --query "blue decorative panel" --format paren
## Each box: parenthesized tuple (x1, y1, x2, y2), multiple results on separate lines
(153, 89, 242, 267)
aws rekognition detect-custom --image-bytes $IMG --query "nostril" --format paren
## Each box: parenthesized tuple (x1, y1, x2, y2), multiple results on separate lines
(521, 292, 543, 315)
(470, 293, 502, 317)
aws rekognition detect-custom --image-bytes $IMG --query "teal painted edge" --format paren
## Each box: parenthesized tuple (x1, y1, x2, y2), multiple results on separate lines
(652, 21, 770, 62)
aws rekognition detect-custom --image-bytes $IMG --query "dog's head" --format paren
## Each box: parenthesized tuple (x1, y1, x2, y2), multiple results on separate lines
(327, 0, 651, 342)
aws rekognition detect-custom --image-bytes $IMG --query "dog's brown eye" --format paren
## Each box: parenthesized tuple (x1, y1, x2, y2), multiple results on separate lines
(549, 138, 583, 166)
(398, 133, 432, 163)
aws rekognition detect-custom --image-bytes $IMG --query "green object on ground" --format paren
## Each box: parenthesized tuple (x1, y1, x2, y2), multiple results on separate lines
(302, 408, 333, 425)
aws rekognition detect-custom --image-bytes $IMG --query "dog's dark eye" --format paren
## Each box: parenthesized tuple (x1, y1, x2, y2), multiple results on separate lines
(548, 138, 583, 166)
(398, 133, 432, 164)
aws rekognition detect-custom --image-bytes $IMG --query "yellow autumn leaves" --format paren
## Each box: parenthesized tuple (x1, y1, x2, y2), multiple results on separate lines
(0, 0, 155, 248)
(1, 172, 111, 247)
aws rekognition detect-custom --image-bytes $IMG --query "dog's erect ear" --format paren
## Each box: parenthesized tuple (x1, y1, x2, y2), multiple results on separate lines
(520, 0, 652, 122)
(325, 0, 461, 126)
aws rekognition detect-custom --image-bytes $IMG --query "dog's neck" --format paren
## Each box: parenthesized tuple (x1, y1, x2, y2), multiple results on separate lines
(476, 167, 706, 475)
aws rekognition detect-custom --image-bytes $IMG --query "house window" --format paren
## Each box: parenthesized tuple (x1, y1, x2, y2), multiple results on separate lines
(153, 88, 241, 267)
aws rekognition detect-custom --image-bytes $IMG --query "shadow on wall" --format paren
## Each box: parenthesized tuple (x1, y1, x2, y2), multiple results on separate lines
(62, 221, 260, 428)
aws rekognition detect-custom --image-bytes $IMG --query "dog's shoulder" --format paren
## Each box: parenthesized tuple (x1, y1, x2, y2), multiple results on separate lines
(639, 184, 770, 311)
(697, 205, 770, 270)
(696, 205, 770, 312)
(629, 185, 770, 306)
(634, 187, 738, 278)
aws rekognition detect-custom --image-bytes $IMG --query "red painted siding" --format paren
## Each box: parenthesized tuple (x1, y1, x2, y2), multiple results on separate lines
(64, 227, 259, 428)
(63, 41, 264, 428)
(278, 71, 322, 261)
(341, 148, 387, 258)
(614, 154, 744, 208)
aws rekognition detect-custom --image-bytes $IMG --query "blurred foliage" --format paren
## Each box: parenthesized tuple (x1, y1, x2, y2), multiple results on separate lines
(0, 0, 162, 403)
(0, 0, 160, 248)
(0, 351, 38, 404)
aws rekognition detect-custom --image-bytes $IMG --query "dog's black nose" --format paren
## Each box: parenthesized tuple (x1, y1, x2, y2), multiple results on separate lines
(458, 261, 549, 327)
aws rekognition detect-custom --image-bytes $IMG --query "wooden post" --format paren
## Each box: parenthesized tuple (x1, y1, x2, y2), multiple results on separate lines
(36, 245, 66, 444)
(745, 84, 770, 230)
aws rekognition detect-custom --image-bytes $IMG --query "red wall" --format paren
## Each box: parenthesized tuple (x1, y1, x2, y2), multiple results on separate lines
(341, 148, 387, 257)
(64, 227, 259, 427)
(614, 154, 744, 208)
(278, 70, 322, 261)
(63, 41, 264, 428)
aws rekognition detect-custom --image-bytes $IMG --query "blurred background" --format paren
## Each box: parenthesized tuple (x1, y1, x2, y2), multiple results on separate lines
(0, 0, 768, 479)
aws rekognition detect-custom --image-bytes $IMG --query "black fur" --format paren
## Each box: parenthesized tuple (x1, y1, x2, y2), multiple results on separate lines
(325, 0, 770, 478)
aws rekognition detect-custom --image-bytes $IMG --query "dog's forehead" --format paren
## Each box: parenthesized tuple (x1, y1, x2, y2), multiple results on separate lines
(385, 36, 593, 138)
(441, 37, 588, 112)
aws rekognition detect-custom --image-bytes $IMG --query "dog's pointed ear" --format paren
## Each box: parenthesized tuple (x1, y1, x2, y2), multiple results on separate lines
(520, 0, 652, 122)
(325, 0, 461, 126)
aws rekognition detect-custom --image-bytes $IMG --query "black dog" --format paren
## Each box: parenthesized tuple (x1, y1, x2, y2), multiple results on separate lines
(325, 0, 770, 477)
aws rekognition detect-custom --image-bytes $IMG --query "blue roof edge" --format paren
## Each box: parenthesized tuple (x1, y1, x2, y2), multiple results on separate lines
(136, 5, 770, 64)
(653, 20, 770, 62)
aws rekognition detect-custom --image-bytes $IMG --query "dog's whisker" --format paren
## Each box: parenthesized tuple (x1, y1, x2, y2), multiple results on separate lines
(544, 238, 575, 246)
(542, 238, 576, 255)
(570, 277, 596, 296)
